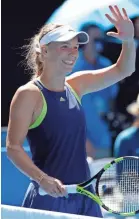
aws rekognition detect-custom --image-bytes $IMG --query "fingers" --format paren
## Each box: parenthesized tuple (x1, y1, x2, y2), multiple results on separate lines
(105, 5, 129, 23)
(105, 14, 116, 24)
(48, 187, 64, 198)
(49, 191, 59, 198)
(55, 179, 67, 196)
(122, 8, 128, 19)
(47, 179, 67, 197)
(106, 32, 119, 38)
(41, 175, 67, 198)
(114, 5, 123, 20)
(109, 5, 119, 20)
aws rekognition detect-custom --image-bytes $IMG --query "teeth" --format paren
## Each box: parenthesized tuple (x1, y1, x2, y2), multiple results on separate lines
(63, 60, 73, 65)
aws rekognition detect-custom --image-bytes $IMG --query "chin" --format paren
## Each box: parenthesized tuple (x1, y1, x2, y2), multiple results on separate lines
(59, 62, 76, 75)
(62, 65, 74, 73)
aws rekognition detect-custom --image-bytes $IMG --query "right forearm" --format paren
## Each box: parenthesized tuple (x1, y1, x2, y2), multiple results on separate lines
(7, 145, 45, 183)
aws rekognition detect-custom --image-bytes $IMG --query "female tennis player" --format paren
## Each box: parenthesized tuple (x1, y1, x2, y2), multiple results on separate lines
(6, 5, 135, 217)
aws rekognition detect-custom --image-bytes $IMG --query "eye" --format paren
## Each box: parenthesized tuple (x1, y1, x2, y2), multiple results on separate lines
(61, 45, 69, 50)
(74, 46, 79, 50)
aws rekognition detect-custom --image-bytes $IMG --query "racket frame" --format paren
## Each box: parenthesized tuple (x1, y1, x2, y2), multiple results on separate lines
(76, 156, 139, 216)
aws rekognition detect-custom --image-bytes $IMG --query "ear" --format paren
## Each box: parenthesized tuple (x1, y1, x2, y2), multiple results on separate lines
(41, 45, 49, 61)
(41, 45, 47, 54)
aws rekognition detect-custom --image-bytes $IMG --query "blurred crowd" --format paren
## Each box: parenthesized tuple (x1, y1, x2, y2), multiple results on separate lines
(69, 16, 139, 159)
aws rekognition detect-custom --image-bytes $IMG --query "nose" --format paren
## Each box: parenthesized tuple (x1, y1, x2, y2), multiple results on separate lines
(69, 51, 78, 61)
(68, 47, 78, 55)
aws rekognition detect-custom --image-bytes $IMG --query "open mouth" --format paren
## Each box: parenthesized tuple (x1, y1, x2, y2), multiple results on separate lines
(62, 60, 74, 66)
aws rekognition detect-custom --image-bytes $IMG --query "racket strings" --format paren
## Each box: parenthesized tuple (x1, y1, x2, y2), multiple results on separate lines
(98, 158, 139, 213)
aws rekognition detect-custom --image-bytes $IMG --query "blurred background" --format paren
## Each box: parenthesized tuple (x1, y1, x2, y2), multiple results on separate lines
(1, 0, 139, 218)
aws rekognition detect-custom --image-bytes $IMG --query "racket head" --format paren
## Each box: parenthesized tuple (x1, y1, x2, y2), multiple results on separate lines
(77, 156, 139, 216)
(97, 156, 139, 216)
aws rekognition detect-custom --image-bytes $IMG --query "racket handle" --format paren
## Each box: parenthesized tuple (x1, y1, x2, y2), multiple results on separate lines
(39, 184, 77, 195)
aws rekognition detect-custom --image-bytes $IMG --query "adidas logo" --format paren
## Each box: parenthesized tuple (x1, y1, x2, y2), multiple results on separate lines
(60, 97, 66, 102)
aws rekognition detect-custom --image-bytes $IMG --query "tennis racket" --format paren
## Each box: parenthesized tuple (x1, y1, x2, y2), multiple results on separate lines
(39, 156, 139, 216)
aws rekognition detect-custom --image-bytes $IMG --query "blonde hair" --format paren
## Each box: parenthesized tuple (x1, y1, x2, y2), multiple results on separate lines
(23, 23, 65, 79)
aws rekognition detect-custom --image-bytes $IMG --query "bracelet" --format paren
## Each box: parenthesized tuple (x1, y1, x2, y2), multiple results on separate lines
(37, 172, 46, 185)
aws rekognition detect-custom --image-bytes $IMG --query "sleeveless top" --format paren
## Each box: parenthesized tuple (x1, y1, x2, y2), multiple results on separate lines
(27, 80, 90, 184)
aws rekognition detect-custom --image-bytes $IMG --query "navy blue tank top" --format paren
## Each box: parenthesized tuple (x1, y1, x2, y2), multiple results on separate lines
(27, 80, 90, 184)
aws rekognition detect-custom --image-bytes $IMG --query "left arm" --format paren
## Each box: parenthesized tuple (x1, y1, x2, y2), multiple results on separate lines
(66, 6, 136, 96)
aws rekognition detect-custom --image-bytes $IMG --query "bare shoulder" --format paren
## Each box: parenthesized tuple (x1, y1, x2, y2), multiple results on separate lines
(12, 81, 40, 103)
(10, 81, 41, 113)
(16, 81, 40, 96)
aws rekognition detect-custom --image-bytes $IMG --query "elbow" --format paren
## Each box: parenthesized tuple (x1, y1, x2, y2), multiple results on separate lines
(6, 139, 12, 159)
(127, 65, 136, 76)
(116, 63, 135, 77)
(124, 70, 135, 77)
(6, 144, 17, 160)
(6, 146, 13, 160)
(6, 143, 23, 160)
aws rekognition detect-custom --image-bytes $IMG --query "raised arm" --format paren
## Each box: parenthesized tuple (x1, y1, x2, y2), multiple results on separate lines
(66, 5, 136, 96)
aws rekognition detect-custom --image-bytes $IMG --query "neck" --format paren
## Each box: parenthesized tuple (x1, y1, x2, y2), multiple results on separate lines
(39, 68, 65, 92)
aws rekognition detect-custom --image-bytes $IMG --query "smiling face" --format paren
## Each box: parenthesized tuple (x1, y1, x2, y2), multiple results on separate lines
(41, 36, 79, 75)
